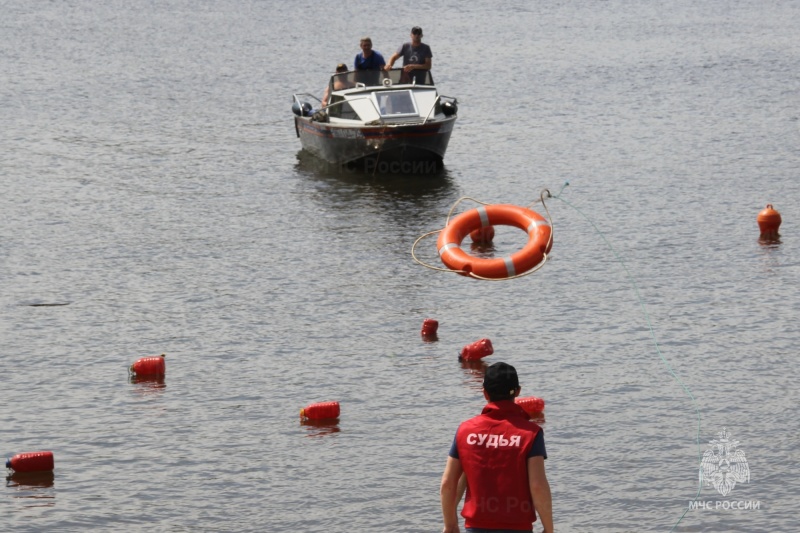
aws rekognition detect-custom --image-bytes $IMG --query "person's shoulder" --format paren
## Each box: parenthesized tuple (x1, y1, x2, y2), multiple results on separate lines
(508, 410, 542, 432)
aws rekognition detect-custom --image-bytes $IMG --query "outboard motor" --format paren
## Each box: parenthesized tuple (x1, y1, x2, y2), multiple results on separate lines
(441, 100, 458, 117)
(292, 101, 313, 117)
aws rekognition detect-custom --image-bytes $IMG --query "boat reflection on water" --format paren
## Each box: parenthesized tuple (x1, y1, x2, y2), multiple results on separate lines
(294, 148, 458, 229)
(294, 148, 455, 189)
(300, 418, 341, 438)
(6, 471, 56, 507)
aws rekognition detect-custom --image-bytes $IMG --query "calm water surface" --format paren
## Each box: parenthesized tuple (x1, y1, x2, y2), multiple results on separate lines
(2, 1, 799, 531)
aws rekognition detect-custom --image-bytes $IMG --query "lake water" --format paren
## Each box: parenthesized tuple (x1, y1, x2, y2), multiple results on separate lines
(2, 1, 799, 531)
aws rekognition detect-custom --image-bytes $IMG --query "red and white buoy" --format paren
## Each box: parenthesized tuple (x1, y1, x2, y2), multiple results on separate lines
(300, 401, 340, 421)
(6, 451, 55, 473)
(130, 354, 166, 376)
(459, 338, 494, 361)
(757, 204, 781, 238)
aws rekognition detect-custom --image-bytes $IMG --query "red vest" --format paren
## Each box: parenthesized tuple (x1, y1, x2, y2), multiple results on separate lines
(456, 401, 541, 530)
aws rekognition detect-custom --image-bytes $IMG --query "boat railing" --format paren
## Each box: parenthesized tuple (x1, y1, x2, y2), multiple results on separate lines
(297, 88, 456, 125)
(422, 94, 458, 124)
(293, 93, 322, 105)
(330, 68, 434, 90)
(421, 95, 439, 124)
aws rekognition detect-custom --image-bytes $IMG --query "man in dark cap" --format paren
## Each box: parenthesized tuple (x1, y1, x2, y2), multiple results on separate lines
(440, 362, 553, 533)
(384, 26, 433, 80)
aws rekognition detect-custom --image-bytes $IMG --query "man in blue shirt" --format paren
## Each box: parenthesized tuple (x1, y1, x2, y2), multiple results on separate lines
(354, 36, 386, 70)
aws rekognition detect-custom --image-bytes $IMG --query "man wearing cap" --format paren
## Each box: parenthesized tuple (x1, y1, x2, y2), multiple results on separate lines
(384, 26, 432, 76)
(440, 362, 553, 533)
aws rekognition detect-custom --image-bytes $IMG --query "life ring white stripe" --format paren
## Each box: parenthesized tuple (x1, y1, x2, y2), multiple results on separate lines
(477, 207, 490, 227)
(438, 242, 460, 256)
(527, 219, 548, 234)
(504, 257, 516, 277)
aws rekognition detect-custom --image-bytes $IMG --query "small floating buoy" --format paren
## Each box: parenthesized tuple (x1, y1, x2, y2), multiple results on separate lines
(421, 318, 439, 337)
(6, 451, 54, 473)
(300, 401, 340, 421)
(459, 338, 494, 361)
(757, 204, 781, 238)
(469, 226, 495, 244)
(130, 354, 166, 376)
(515, 396, 545, 416)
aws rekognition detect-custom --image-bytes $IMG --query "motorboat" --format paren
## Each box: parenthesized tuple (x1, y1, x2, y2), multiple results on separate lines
(292, 68, 457, 171)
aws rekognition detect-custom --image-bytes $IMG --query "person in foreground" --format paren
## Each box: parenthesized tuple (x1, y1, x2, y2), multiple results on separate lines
(440, 362, 553, 533)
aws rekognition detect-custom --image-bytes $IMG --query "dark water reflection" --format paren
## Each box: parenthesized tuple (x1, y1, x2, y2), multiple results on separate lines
(128, 375, 167, 394)
(300, 418, 342, 438)
(757, 235, 782, 248)
(294, 149, 457, 200)
(6, 472, 55, 490)
(6, 472, 56, 508)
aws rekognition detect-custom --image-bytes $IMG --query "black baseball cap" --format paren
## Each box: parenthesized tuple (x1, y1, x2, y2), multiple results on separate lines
(411, 26, 423, 35)
(483, 362, 520, 396)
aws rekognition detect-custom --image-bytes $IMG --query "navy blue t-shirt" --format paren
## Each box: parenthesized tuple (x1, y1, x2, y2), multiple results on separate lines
(354, 50, 386, 70)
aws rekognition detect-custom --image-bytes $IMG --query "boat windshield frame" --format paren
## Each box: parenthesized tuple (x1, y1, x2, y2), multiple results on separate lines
(372, 90, 420, 118)
(329, 68, 434, 93)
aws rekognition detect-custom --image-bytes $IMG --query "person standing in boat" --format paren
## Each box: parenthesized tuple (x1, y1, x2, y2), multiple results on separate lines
(384, 26, 432, 83)
(354, 36, 386, 70)
(440, 362, 554, 533)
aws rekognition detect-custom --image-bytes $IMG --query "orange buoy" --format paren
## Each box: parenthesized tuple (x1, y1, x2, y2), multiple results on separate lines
(515, 396, 545, 416)
(300, 401, 340, 421)
(757, 204, 781, 238)
(469, 226, 495, 244)
(437, 204, 552, 279)
(459, 338, 494, 361)
(130, 354, 166, 376)
(421, 318, 439, 337)
(6, 451, 54, 473)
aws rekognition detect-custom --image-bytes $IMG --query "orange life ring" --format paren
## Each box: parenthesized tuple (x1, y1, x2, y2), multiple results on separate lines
(436, 204, 552, 279)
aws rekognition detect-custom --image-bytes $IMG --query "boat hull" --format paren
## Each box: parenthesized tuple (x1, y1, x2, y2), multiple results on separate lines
(295, 116, 456, 169)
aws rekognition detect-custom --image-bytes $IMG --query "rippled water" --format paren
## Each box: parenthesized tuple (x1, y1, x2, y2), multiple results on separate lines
(2, 1, 799, 531)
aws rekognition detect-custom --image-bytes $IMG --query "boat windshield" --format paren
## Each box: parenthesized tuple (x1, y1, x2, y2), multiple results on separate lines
(329, 68, 434, 91)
